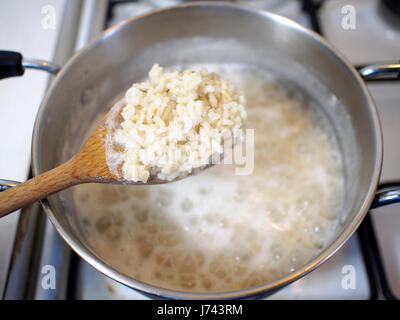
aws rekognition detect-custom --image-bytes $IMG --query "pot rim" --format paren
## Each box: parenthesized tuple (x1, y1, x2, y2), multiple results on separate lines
(31, 2, 383, 299)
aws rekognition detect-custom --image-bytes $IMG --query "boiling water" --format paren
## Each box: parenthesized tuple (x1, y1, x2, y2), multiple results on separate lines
(72, 64, 344, 292)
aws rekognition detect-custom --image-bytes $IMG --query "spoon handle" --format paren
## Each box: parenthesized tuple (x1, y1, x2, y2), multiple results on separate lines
(0, 158, 80, 217)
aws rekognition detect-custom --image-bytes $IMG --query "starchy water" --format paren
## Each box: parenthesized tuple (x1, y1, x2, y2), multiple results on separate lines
(72, 64, 344, 292)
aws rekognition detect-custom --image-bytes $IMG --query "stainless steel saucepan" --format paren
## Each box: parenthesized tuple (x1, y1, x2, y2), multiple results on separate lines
(1, 3, 400, 299)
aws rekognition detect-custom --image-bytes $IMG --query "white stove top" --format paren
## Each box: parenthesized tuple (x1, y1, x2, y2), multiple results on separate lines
(1, 0, 399, 300)
(320, 0, 400, 299)
(0, 0, 67, 297)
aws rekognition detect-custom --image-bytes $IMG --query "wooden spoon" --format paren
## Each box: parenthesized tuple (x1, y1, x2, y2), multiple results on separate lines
(0, 115, 174, 218)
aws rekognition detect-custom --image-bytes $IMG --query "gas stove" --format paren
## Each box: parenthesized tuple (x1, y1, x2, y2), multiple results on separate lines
(0, 0, 399, 300)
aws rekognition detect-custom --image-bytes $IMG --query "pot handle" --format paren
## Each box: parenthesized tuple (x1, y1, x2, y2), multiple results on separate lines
(370, 182, 400, 209)
(0, 180, 20, 216)
(359, 63, 400, 80)
(0, 179, 20, 192)
(0, 50, 60, 79)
